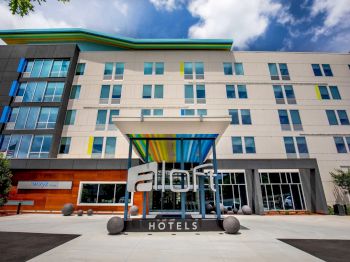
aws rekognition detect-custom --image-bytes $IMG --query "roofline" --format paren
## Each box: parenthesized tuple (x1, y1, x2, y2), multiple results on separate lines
(0, 28, 233, 50)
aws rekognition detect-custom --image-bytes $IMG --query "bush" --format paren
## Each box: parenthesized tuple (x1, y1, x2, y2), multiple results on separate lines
(327, 206, 334, 215)
(0, 154, 12, 206)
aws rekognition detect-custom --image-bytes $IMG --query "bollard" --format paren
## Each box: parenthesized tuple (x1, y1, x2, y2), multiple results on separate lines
(17, 202, 22, 214)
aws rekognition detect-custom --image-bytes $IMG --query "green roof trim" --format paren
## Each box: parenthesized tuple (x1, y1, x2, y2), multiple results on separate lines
(0, 28, 233, 51)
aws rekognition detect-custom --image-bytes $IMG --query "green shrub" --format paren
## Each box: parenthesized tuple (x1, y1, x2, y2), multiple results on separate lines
(327, 206, 334, 215)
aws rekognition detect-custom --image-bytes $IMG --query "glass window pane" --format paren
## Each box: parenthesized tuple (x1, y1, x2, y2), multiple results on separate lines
(326, 110, 338, 125)
(40, 60, 53, 77)
(65, 110, 76, 125)
(24, 61, 34, 74)
(155, 62, 164, 75)
(60, 60, 70, 77)
(195, 62, 204, 75)
(278, 110, 289, 125)
(244, 136, 256, 153)
(196, 85, 205, 98)
(96, 110, 107, 125)
(23, 82, 36, 102)
(143, 85, 152, 98)
(232, 137, 243, 154)
(329, 86, 341, 100)
(153, 109, 163, 116)
(284, 85, 295, 99)
(296, 137, 308, 154)
(75, 63, 85, 75)
(337, 110, 349, 125)
(98, 184, 115, 203)
(226, 85, 235, 98)
(237, 85, 247, 99)
(109, 109, 119, 124)
(273, 85, 283, 99)
(284, 137, 296, 154)
(268, 63, 278, 77)
(141, 109, 151, 116)
(32, 82, 46, 102)
(322, 64, 333, 77)
(144, 62, 153, 75)
(104, 62, 113, 75)
(319, 86, 330, 99)
(223, 63, 233, 75)
(17, 135, 32, 158)
(81, 184, 98, 203)
(345, 137, 350, 151)
(17, 83, 26, 97)
(184, 62, 193, 75)
(154, 85, 163, 98)
(41, 136, 52, 153)
(30, 60, 43, 77)
(180, 109, 194, 116)
(100, 85, 110, 99)
(105, 137, 116, 155)
(112, 85, 122, 99)
(334, 137, 347, 153)
(229, 109, 239, 124)
(115, 62, 124, 75)
(290, 110, 301, 125)
(279, 63, 289, 76)
(59, 137, 71, 154)
(7, 135, 21, 158)
(50, 60, 62, 77)
(92, 137, 103, 154)
(26, 107, 40, 129)
(241, 109, 252, 125)
(115, 184, 128, 203)
(197, 109, 207, 116)
(312, 64, 322, 76)
(70, 85, 81, 99)
(234, 63, 244, 75)
(184, 85, 194, 98)
(14, 107, 29, 129)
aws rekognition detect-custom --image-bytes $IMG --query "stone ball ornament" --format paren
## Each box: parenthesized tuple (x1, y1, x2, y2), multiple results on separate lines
(223, 216, 240, 234)
(129, 205, 139, 216)
(77, 210, 83, 216)
(107, 216, 124, 235)
(242, 205, 252, 215)
(237, 209, 243, 215)
(205, 204, 213, 213)
(232, 207, 238, 214)
(61, 203, 74, 216)
(87, 209, 93, 216)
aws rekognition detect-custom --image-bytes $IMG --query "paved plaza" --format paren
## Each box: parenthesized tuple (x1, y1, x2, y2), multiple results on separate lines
(0, 214, 349, 261)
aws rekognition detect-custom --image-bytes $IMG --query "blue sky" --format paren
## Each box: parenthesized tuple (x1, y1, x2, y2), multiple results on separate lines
(0, 0, 349, 52)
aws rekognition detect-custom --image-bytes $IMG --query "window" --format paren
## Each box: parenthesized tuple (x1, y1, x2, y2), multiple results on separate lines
(260, 171, 306, 210)
(64, 110, 76, 125)
(108, 109, 119, 130)
(197, 109, 207, 116)
(16, 82, 64, 103)
(144, 62, 153, 75)
(329, 86, 341, 100)
(155, 62, 164, 75)
(142, 85, 163, 99)
(115, 62, 124, 79)
(228, 109, 251, 125)
(103, 62, 113, 80)
(241, 109, 252, 125)
(229, 109, 239, 124)
(283, 136, 309, 157)
(141, 109, 163, 116)
(44, 82, 64, 102)
(312, 64, 333, 77)
(184, 85, 205, 103)
(29, 135, 52, 158)
(75, 63, 85, 75)
(154, 109, 163, 116)
(334, 137, 347, 153)
(312, 64, 322, 76)
(196, 85, 206, 103)
(237, 85, 247, 99)
(180, 109, 195, 116)
(154, 85, 163, 98)
(142, 85, 152, 98)
(96, 110, 107, 130)
(105, 137, 116, 157)
(111, 85, 122, 104)
(278, 110, 302, 130)
(92, 137, 103, 157)
(223, 63, 233, 75)
(184, 62, 204, 79)
(226, 85, 235, 98)
(268, 63, 290, 80)
(273, 85, 296, 104)
(319, 86, 330, 99)
(23, 59, 70, 78)
(0, 134, 35, 158)
(70, 85, 81, 99)
(59, 137, 71, 154)
(36, 107, 59, 129)
(326, 110, 349, 125)
(317, 85, 341, 100)
(234, 63, 244, 75)
(79, 183, 130, 205)
(232, 136, 255, 154)
(99, 85, 110, 104)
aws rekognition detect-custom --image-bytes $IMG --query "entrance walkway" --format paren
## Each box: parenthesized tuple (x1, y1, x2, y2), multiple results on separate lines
(0, 214, 349, 261)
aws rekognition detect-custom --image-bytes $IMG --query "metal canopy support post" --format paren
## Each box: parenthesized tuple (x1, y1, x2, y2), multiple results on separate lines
(124, 138, 133, 220)
(180, 138, 186, 219)
(198, 140, 205, 218)
(143, 140, 149, 219)
(212, 141, 221, 219)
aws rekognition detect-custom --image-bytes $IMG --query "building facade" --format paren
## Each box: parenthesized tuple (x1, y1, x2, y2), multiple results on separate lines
(0, 29, 349, 215)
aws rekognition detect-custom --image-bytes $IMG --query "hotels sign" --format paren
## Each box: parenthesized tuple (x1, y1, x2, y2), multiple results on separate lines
(127, 162, 216, 193)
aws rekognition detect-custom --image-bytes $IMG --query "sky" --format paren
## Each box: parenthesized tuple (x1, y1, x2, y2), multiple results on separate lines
(0, 0, 350, 52)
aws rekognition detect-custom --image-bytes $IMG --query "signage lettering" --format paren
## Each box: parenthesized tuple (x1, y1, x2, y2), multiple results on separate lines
(147, 220, 198, 231)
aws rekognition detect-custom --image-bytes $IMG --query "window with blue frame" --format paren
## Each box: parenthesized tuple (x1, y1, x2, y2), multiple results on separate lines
(234, 63, 244, 75)
(322, 64, 333, 76)
(16, 82, 64, 102)
(337, 110, 350, 125)
(237, 85, 247, 98)
(105, 137, 116, 157)
(44, 82, 64, 102)
(228, 109, 239, 124)
(223, 63, 233, 75)
(75, 63, 85, 76)
(232, 137, 243, 154)
(70, 85, 81, 99)
(312, 64, 322, 76)
(244, 137, 256, 153)
(64, 110, 76, 125)
(115, 62, 124, 78)
(329, 86, 341, 100)
(326, 110, 338, 125)
(155, 62, 164, 75)
(334, 137, 347, 153)
(23, 59, 70, 78)
(283, 137, 296, 154)
(144, 62, 153, 75)
(59, 137, 71, 154)
(36, 107, 59, 129)
(92, 137, 104, 156)
(226, 85, 235, 98)
(29, 135, 52, 158)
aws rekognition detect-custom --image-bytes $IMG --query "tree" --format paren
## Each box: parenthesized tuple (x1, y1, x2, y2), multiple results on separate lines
(0, 153, 12, 206)
(330, 169, 350, 194)
(6, 0, 69, 17)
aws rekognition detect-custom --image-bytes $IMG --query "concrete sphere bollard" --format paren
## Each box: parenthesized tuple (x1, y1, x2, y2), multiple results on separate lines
(107, 216, 124, 235)
(77, 210, 83, 216)
(210, 210, 216, 215)
(242, 205, 252, 215)
(87, 209, 93, 216)
(223, 216, 240, 234)
(227, 210, 234, 215)
(220, 203, 225, 214)
(224, 207, 228, 214)
(205, 204, 213, 214)
(232, 207, 238, 214)
(129, 205, 139, 216)
(61, 203, 74, 216)
(237, 209, 243, 215)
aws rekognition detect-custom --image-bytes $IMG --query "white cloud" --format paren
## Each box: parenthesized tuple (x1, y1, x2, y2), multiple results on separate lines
(187, 0, 282, 48)
(310, 0, 350, 38)
(149, 0, 185, 11)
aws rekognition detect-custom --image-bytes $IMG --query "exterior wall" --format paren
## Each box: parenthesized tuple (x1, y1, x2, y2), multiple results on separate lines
(63, 50, 350, 206)
(1, 169, 143, 213)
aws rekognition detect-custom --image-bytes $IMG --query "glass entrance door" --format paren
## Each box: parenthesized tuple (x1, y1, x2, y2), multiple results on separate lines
(150, 190, 181, 211)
